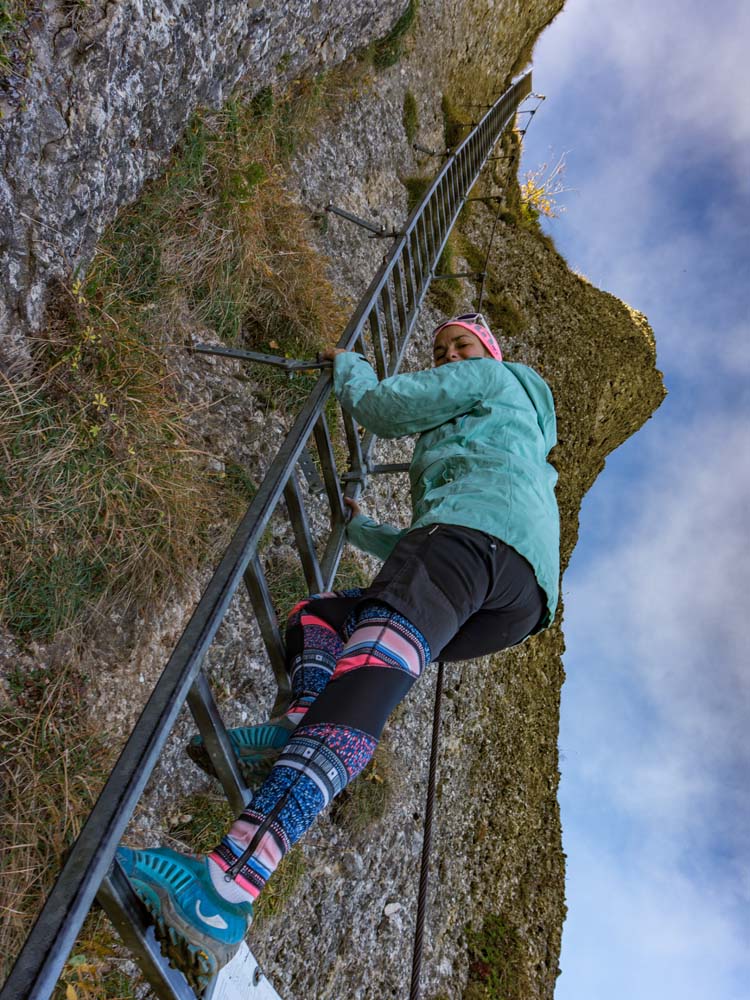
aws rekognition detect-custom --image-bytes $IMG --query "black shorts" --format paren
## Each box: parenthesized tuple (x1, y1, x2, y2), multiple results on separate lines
(361, 522, 546, 661)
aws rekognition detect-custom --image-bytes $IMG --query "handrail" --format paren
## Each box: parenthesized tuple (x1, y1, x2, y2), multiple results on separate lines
(0, 72, 532, 1000)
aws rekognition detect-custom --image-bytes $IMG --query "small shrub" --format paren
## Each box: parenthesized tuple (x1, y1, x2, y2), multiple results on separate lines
(520, 153, 571, 220)
(370, 0, 419, 69)
(254, 846, 306, 925)
(330, 744, 394, 837)
(0, 665, 116, 982)
(402, 89, 419, 142)
(442, 93, 465, 149)
(464, 913, 531, 1000)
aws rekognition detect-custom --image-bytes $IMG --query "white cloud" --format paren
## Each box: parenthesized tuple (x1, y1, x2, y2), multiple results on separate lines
(521, 0, 750, 378)
(559, 413, 750, 996)
(520, 5, 750, 996)
(557, 831, 750, 1000)
(533, 0, 750, 187)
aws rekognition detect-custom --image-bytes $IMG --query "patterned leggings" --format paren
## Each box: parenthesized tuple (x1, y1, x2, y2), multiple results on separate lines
(210, 590, 430, 899)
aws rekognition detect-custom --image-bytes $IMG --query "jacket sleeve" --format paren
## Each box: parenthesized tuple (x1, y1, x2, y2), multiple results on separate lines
(346, 513, 407, 561)
(333, 352, 496, 438)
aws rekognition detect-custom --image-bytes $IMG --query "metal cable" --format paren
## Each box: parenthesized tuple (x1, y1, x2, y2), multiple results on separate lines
(409, 660, 445, 1000)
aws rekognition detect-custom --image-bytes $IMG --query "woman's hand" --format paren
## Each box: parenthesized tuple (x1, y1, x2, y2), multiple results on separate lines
(320, 346, 348, 362)
(344, 496, 361, 518)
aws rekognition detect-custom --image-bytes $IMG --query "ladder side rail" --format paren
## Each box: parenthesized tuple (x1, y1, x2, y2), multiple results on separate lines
(0, 72, 531, 1000)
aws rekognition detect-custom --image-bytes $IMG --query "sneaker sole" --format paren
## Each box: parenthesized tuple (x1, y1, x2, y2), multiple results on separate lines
(185, 722, 296, 786)
(132, 877, 244, 995)
(184, 741, 281, 786)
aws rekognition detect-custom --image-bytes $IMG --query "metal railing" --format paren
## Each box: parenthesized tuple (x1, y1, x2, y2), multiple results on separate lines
(1, 71, 531, 1000)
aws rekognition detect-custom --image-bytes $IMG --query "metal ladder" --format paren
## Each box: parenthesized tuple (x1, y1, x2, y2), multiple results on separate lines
(0, 72, 532, 1000)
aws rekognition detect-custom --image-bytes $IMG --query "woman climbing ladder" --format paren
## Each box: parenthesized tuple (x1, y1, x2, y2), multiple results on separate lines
(116, 314, 561, 992)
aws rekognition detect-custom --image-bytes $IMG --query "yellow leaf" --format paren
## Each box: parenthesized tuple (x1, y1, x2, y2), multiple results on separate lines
(66, 985, 78, 1000)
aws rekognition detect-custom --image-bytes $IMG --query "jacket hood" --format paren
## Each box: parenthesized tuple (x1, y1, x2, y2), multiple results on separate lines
(503, 361, 558, 455)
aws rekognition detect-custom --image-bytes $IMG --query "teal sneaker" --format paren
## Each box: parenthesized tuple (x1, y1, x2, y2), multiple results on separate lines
(186, 717, 297, 785)
(116, 846, 252, 994)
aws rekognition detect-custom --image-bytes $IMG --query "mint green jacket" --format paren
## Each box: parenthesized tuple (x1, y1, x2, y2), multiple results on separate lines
(333, 352, 560, 629)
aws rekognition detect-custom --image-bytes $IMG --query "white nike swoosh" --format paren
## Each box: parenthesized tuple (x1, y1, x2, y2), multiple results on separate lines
(195, 899, 229, 930)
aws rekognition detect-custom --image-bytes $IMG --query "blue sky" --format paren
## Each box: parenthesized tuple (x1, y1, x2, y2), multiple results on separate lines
(519, 2, 750, 997)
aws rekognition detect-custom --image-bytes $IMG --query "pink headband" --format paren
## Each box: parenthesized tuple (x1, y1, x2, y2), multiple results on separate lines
(432, 315, 503, 361)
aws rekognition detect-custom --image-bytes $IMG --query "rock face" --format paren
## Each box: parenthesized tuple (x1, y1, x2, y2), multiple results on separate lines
(0, 0, 405, 371)
(0, 1, 666, 999)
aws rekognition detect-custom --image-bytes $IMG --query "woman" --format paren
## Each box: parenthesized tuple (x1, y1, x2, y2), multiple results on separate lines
(117, 314, 560, 991)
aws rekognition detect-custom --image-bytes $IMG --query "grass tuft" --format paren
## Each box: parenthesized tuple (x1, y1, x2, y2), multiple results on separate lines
(442, 93, 466, 150)
(463, 913, 531, 999)
(0, 664, 116, 983)
(0, 0, 27, 68)
(330, 743, 394, 837)
(1, 80, 352, 643)
(370, 0, 419, 69)
(402, 89, 419, 143)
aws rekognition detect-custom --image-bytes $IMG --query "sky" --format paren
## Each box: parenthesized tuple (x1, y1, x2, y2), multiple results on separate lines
(519, 1, 750, 997)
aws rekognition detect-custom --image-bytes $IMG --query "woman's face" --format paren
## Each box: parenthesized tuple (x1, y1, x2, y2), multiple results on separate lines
(433, 325, 490, 367)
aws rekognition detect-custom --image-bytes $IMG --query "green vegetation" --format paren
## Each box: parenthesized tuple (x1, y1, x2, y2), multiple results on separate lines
(485, 125, 560, 254)
(334, 552, 371, 591)
(0, 74, 359, 987)
(441, 93, 466, 150)
(168, 791, 235, 854)
(0, 0, 26, 68)
(460, 239, 527, 338)
(54, 914, 136, 1000)
(331, 743, 394, 837)
(369, 0, 419, 69)
(253, 846, 306, 925)
(481, 292, 526, 339)
(0, 80, 350, 644)
(0, 665, 116, 985)
(463, 913, 530, 1000)
(402, 89, 419, 143)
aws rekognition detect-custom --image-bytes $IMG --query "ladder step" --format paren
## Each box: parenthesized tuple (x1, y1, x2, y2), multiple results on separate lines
(206, 943, 284, 1000)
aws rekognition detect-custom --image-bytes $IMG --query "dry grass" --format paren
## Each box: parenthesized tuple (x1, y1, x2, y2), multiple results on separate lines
(0, 299, 220, 641)
(0, 79, 352, 644)
(0, 663, 116, 985)
(0, 74, 359, 990)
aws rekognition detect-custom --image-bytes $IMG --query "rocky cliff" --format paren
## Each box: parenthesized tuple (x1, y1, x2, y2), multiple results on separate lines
(0, 2, 664, 998)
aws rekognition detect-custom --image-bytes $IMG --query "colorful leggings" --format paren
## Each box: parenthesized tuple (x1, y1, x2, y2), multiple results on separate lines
(209, 590, 430, 898)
